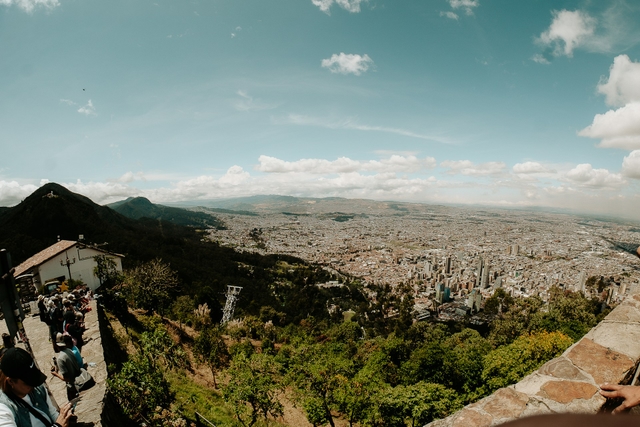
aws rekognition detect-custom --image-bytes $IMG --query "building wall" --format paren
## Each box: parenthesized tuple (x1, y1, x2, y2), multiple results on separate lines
(36, 245, 123, 291)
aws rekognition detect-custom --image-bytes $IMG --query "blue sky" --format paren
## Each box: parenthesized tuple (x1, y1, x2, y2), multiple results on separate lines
(1, 0, 640, 218)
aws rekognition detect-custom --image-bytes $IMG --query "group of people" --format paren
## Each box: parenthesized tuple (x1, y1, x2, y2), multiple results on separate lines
(0, 287, 95, 426)
(37, 289, 91, 354)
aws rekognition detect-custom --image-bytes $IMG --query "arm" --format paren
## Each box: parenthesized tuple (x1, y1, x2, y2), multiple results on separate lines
(599, 383, 640, 414)
(0, 403, 17, 427)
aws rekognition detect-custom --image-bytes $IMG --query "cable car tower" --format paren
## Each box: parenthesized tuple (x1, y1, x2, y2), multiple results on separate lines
(221, 285, 243, 324)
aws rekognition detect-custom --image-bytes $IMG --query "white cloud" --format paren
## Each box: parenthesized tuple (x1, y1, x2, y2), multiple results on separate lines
(312, 0, 364, 15)
(233, 90, 277, 112)
(531, 54, 550, 65)
(440, 11, 458, 20)
(285, 114, 450, 143)
(596, 55, 640, 107)
(0, 0, 59, 13)
(537, 10, 596, 57)
(65, 180, 138, 203)
(564, 163, 625, 188)
(321, 53, 374, 76)
(77, 99, 96, 116)
(579, 102, 640, 149)
(622, 150, 640, 179)
(441, 160, 506, 176)
(512, 162, 552, 174)
(59, 99, 76, 106)
(0, 181, 38, 206)
(448, 0, 478, 16)
(255, 155, 436, 174)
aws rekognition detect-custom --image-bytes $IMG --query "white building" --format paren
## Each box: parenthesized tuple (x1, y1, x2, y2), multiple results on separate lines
(13, 240, 124, 291)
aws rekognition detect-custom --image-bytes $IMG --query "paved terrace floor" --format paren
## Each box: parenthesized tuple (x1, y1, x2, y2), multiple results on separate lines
(0, 300, 106, 427)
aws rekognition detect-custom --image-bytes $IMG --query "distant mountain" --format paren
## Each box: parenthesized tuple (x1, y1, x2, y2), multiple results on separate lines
(108, 197, 225, 229)
(0, 183, 322, 320)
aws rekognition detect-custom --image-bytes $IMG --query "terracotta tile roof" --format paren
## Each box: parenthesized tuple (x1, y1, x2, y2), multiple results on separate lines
(14, 240, 78, 277)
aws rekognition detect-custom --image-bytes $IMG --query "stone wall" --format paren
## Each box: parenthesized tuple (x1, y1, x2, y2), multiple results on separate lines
(426, 291, 640, 427)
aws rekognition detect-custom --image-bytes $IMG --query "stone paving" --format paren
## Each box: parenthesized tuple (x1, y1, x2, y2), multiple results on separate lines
(0, 300, 106, 426)
(425, 290, 640, 426)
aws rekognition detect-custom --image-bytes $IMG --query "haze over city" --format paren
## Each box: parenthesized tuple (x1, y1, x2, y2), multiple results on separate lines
(2, 0, 640, 218)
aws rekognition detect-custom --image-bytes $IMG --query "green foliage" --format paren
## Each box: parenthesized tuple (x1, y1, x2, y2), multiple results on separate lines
(222, 353, 284, 427)
(124, 258, 180, 314)
(107, 354, 173, 425)
(287, 344, 355, 427)
(378, 382, 463, 427)
(482, 331, 574, 393)
(93, 254, 122, 288)
(171, 295, 196, 329)
(193, 326, 230, 388)
(139, 328, 189, 371)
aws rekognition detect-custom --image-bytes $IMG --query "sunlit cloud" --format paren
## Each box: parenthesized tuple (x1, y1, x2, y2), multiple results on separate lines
(441, 160, 506, 176)
(580, 56, 640, 149)
(579, 102, 640, 150)
(564, 163, 625, 189)
(311, 0, 365, 15)
(255, 155, 436, 174)
(596, 55, 640, 107)
(622, 150, 640, 179)
(537, 10, 596, 57)
(321, 53, 374, 76)
(440, 11, 459, 20)
(512, 162, 552, 174)
(448, 0, 478, 16)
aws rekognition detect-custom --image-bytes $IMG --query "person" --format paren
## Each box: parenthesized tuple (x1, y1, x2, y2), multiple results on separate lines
(599, 383, 640, 414)
(50, 335, 93, 401)
(0, 347, 74, 427)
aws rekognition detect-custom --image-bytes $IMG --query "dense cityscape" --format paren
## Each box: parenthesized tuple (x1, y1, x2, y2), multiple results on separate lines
(207, 199, 640, 322)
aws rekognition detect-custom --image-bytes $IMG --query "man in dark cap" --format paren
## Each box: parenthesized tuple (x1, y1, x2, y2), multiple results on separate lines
(0, 347, 74, 427)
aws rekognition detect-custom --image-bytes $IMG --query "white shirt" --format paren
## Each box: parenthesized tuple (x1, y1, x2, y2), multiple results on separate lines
(0, 392, 58, 427)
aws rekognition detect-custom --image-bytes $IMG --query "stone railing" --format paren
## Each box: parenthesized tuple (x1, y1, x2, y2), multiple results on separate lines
(426, 290, 640, 427)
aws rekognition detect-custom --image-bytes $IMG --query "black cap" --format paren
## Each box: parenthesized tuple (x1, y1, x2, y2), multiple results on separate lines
(0, 348, 47, 387)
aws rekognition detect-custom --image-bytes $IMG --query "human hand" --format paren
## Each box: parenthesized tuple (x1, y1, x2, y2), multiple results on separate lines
(599, 383, 640, 414)
(55, 400, 75, 427)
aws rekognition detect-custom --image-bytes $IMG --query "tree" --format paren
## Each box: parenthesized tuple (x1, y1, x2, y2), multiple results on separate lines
(378, 382, 462, 427)
(124, 258, 180, 314)
(222, 353, 283, 427)
(193, 326, 230, 388)
(482, 331, 573, 393)
(288, 344, 355, 427)
(171, 295, 195, 330)
(93, 254, 122, 288)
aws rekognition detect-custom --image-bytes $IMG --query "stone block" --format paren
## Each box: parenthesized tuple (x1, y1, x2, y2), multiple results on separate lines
(482, 388, 529, 421)
(603, 304, 640, 324)
(513, 372, 548, 395)
(538, 357, 590, 382)
(566, 338, 634, 385)
(585, 322, 640, 360)
(538, 381, 598, 404)
(451, 409, 492, 427)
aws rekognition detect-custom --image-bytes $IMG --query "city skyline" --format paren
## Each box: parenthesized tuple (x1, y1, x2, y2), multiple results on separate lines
(1, 0, 640, 219)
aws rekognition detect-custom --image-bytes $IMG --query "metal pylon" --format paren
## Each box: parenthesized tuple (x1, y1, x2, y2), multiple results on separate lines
(221, 285, 243, 324)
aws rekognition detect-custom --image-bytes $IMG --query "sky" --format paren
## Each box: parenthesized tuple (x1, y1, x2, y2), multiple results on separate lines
(2, 0, 640, 219)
